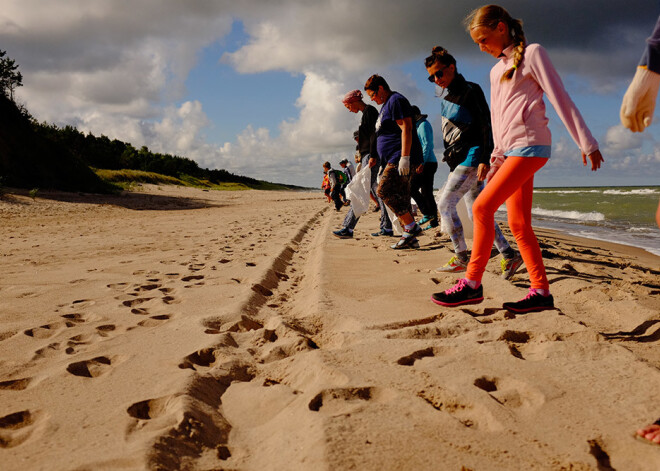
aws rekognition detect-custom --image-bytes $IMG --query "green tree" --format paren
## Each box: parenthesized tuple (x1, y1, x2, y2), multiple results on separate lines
(0, 50, 23, 101)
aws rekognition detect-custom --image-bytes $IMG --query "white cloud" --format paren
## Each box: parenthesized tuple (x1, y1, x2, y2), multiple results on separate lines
(2, 0, 659, 187)
(604, 124, 643, 151)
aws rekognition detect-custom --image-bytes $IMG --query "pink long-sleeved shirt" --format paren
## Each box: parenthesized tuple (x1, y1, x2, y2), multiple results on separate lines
(490, 43, 599, 161)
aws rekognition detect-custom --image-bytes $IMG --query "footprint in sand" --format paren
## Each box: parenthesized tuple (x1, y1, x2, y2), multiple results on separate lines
(181, 274, 204, 282)
(107, 282, 130, 291)
(473, 375, 545, 411)
(397, 347, 436, 366)
(70, 299, 95, 309)
(65, 333, 96, 355)
(122, 297, 153, 308)
(0, 378, 32, 391)
(126, 395, 177, 420)
(0, 409, 43, 448)
(308, 387, 384, 415)
(60, 313, 88, 325)
(32, 342, 62, 360)
(162, 296, 180, 305)
(24, 322, 64, 339)
(498, 330, 532, 360)
(137, 314, 171, 328)
(417, 387, 503, 431)
(66, 356, 115, 378)
(0, 331, 18, 342)
(134, 283, 161, 292)
(178, 347, 220, 370)
(131, 307, 150, 316)
(96, 324, 116, 337)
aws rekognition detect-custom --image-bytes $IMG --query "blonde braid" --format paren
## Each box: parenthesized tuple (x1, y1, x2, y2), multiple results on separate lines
(501, 18, 526, 82)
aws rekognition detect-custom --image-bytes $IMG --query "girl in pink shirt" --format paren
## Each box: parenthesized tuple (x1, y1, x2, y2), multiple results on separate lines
(431, 4, 604, 313)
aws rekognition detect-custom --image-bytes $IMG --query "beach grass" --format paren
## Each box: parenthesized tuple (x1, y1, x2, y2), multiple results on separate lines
(94, 168, 253, 191)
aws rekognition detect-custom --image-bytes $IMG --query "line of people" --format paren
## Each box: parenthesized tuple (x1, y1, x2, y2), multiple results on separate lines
(326, 3, 606, 315)
(324, 3, 660, 448)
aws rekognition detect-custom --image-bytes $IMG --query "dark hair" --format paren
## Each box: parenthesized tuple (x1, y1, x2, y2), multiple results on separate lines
(424, 46, 456, 69)
(323, 161, 331, 169)
(364, 74, 391, 93)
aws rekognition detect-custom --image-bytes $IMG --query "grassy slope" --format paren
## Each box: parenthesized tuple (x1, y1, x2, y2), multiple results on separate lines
(94, 169, 298, 191)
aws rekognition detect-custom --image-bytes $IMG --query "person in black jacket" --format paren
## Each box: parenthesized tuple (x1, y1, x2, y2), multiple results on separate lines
(425, 47, 521, 277)
(333, 90, 393, 239)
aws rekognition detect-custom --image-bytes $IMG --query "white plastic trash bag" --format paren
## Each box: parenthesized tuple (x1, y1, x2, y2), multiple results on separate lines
(345, 165, 372, 218)
(384, 204, 403, 235)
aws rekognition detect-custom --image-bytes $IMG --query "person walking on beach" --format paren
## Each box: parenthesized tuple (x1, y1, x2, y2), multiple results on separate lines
(621, 13, 660, 447)
(409, 105, 440, 231)
(333, 90, 393, 239)
(432, 4, 604, 312)
(340, 158, 355, 182)
(364, 74, 424, 249)
(425, 47, 522, 279)
(322, 161, 346, 212)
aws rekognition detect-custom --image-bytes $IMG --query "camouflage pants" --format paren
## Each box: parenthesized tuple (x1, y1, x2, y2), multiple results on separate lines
(377, 164, 412, 217)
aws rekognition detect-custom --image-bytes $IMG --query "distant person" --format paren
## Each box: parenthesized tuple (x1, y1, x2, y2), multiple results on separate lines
(364, 74, 424, 249)
(622, 13, 660, 447)
(409, 105, 440, 230)
(321, 172, 331, 203)
(424, 47, 522, 279)
(333, 90, 392, 239)
(432, 4, 603, 311)
(322, 161, 346, 211)
(339, 158, 355, 182)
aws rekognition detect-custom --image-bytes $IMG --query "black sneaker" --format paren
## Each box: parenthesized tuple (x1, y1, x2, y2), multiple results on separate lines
(371, 229, 394, 237)
(503, 290, 554, 313)
(391, 236, 419, 250)
(332, 228, 353, 239)
(431, 279, 484, 307)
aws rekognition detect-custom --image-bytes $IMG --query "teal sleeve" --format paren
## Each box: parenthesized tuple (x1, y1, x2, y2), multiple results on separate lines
(417, 121, 436, 163)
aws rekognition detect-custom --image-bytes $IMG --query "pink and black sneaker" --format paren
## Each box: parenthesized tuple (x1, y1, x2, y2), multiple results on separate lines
(431, 279, 484, 307)
(503, 289, 555, 313)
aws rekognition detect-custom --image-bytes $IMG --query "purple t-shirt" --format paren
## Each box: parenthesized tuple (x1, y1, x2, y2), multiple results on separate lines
(375, 92, 423, 165)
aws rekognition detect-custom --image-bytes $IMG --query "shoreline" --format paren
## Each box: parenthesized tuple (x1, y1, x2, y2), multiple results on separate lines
(1, 185, 659, 470)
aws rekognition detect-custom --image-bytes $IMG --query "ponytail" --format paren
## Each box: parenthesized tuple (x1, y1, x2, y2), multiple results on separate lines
(501, 18, 526, 82)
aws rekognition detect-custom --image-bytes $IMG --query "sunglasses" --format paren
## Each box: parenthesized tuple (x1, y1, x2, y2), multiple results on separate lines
(427, 65, 450, 83)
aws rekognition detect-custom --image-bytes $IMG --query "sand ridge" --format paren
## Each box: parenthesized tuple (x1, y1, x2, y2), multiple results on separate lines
(1, 185, 659, 470)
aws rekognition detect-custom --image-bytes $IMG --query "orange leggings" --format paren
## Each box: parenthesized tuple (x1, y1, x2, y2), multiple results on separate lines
(466, 156, 549, 290)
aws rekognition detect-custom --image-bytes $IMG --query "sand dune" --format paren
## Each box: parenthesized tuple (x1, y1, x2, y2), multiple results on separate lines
(1, 185, 659, 470)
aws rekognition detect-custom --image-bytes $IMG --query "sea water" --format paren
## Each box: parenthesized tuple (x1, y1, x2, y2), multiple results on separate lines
(494, 186, 660, 257)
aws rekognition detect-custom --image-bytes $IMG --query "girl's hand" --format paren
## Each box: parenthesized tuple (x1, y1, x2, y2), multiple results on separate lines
(477, 163, 490, 181)
(582, 149, 604, 171)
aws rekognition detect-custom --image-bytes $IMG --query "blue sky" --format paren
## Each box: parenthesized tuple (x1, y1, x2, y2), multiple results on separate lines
(2, 0, 658, 188)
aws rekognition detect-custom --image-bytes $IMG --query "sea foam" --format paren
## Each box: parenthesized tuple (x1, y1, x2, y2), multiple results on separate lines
(531, 208, 605, 221)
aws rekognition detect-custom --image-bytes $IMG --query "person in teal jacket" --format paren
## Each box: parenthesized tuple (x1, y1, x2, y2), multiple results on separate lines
(410, 105, 439, 230)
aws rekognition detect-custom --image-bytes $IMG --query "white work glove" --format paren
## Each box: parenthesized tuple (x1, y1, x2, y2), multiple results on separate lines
(398, 155, 410, 176)
(620, 66, 660, 132)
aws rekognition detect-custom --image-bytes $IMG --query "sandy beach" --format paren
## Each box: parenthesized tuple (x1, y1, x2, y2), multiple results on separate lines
(1, 185, 659, 470)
